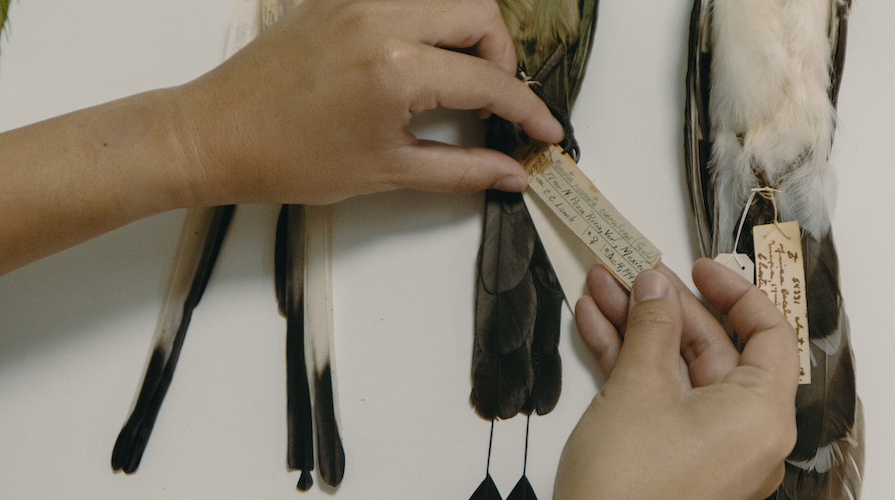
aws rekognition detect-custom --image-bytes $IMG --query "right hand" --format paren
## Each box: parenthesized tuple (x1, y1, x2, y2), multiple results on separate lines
(555, 259, 799, 500)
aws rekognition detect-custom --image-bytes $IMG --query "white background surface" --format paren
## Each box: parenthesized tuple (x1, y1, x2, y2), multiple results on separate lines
(0, 1, 892, 498)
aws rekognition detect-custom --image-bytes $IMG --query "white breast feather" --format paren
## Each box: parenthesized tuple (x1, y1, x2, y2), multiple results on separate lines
(709, 0, 837, 254)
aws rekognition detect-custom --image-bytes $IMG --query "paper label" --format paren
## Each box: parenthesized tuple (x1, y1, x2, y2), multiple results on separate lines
(515, 143, 662, 290)
(262, 0, 285, 29)
(712, 253, 754, 350)
(714, 253, 755, 283)
(226, 0, 261, 57)
(262, 0, 303, 29)
(752, 221, 810, 384)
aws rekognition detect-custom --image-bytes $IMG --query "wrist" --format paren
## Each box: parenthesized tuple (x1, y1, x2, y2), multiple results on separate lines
(149, 85, 227, 210)
(167, 72, 276, 207)
(74, 87, 216, 215)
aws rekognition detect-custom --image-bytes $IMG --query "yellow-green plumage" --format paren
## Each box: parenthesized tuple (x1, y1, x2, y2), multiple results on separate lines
(498, 0, 594, 118)
(499, 0, 580, 62)
(1, 0, 10, 39)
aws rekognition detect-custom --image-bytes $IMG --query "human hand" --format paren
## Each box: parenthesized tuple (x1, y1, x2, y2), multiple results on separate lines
(554, 259, 799, 500)
(172, 0, 563, 206)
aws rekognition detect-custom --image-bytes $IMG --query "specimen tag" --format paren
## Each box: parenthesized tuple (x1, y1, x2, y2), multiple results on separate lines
(515, 143, 661, 290)
(262, 0, 286, 29)
(714, 253, 755, 283)
(753, 221, 810, 384)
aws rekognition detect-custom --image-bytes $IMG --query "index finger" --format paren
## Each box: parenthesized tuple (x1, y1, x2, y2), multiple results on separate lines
(586, 262, 739, 387)
(407, 45, 564, 142)
(412, 0, 517, 72)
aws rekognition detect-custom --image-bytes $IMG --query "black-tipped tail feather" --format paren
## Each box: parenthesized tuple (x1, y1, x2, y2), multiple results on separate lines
(112, 205, 234, 473)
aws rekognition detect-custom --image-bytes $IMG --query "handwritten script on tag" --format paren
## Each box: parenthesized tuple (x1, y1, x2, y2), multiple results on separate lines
(515, 143, 661, 290)
(753, 221, 810, 384)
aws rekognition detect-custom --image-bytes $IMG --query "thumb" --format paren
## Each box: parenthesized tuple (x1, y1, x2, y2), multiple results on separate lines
(610, 270, 685, 390)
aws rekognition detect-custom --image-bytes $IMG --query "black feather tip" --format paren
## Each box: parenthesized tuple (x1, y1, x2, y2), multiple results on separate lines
(296, 470, 313, 492)
(506, 475, 537, 500)
(470, 474, 503, 500)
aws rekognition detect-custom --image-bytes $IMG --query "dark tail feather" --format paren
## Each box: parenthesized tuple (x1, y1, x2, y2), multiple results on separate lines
(276, 205, 316, 490)
(286, 314, 315, 491)
(776, 232, 864, 500)
(472, 0, 599, 421)
(471, 163, 564, 422)
(522, 240, 563, 416)
(313, 363, 344, 487)
(779, 400, 864, 500)
(274, 205, 289, 316)
(112, 205, 234, 473)
(472, 190, 538, 421)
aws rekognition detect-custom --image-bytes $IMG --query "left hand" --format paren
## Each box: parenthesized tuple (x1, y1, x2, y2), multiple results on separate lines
(174, 0, 564, 206)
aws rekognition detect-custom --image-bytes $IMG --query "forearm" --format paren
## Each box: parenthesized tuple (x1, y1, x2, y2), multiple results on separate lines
(0, 88, 198, 274)
(0, 0, 562, 276)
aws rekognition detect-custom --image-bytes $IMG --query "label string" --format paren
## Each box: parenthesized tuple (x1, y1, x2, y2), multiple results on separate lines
(731, 187, 787, 268)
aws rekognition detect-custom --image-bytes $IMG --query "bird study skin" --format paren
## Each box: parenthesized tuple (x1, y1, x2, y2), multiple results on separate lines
(469, 1, 598, 498)
(471, 0, 598, 424)
(685, 0, 863, 498)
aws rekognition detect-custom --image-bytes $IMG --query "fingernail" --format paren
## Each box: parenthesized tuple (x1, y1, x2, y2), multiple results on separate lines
(493, 174, 528, 192)
(632, 270, 669, 303)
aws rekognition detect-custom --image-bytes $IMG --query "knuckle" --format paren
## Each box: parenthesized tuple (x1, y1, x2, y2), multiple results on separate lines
(330, 3, 415, 83)
(331, 2, 378, 33)
(374, 38, 412, 75)
(362, 37, 415, 95)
